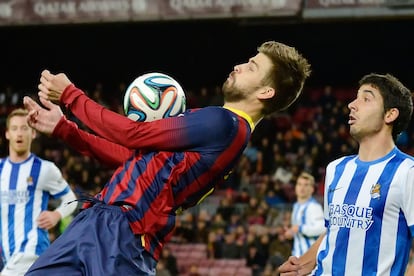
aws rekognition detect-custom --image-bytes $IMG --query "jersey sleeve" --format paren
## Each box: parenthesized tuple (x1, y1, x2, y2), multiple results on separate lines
(52, 115, 133, 168)
(60, 84, 239, 152)
(323, 161, 335, 227)
(41, 161, 72, 198)
(300, 202, 325, 237)
(403, 166, 414, 236)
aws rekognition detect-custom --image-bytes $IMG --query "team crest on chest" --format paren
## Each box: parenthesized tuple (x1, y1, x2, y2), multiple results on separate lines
(27, 176, 34, 186)
(370, 183, 381, 199)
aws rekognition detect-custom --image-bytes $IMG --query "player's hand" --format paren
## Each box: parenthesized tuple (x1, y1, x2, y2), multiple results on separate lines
(37, 210, 61, 230)
(38, 69, 72, 102)
(23, 96, 64, 135)
(278, 256, 303, 276)
(284, 225, 299, 240)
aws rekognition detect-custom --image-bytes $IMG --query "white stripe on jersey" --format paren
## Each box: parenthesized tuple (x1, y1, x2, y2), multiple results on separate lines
(0, 154, 70, 261)
(315, 147, 414, 276)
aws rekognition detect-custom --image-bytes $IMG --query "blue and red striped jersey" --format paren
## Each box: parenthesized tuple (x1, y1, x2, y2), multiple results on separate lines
(55, 84, 254, 260)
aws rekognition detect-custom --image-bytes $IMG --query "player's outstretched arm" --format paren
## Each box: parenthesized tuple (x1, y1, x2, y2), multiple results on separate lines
(24, 96, 132, 168)
(37, 70, 239, 153)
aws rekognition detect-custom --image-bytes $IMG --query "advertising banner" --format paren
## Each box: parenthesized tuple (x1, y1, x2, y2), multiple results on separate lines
(0, 0, 302, 26)
(304, 0, 414, 19)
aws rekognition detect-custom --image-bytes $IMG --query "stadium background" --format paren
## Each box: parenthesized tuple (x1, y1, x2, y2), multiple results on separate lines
(1, 1, 414, 275)
(1, 1, 414, 94)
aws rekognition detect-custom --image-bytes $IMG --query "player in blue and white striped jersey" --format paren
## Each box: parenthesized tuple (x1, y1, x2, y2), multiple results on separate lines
(0, 108, 77, 276)
(283, 172, 324, 257)
(278, 73, 414, 276)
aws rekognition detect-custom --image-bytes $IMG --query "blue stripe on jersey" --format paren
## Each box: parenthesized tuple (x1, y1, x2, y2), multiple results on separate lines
(35, 191, 50, 255)
(53, 186, 70, 199)
(109, 152, 178, 217)
(104, 151, 160, 203)
(333, 164, 369, 275)
(316, 155, 354, 276)
(362, 155, 402, 273)
(20, 157, 41, 253)
(8, 162, 20, 254)
(327, 156, 356, 207)
(301, 202, 312, 254)
(149, 212, 176, 257)
(392, 210, 411, 275)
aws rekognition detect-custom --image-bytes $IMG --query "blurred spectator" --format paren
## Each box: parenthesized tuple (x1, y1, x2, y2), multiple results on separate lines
(243, 141, 260, 173)
(159, 247, 178, 276)
(220, 232, 243, 259)
(216, 197, 235, 222)
(155, 259, 172, 276)
(246, 243, 267, 276)
(187, 264, 201, 276)
(282, 172, 324, 257)
(197, 86, 210, 107)
(206, 230, 222, 259)
(267, 226, 292, 270)
(235, 187, 251, 204)
(319, 85, 336, 113)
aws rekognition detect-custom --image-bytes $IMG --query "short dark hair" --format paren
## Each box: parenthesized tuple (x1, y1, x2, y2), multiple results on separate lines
(359, 73, 413, 141)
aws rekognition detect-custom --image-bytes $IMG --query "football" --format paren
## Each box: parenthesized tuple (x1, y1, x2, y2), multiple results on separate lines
(123, 72, 186, 122)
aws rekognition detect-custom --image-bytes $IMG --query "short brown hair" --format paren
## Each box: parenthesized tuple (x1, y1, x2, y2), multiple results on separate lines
(258, 41, 311, 114)
(6, 108, 28, 129)
(297, 171, 315, 186)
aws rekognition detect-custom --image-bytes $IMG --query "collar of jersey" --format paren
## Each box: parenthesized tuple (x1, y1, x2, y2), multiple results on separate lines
(223, 106, 255, 132)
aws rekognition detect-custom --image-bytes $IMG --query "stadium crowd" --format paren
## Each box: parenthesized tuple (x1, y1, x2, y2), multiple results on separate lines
(1, 81, 414, 276)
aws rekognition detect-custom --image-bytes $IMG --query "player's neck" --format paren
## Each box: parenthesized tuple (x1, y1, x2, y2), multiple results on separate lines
(223, 102, 263, 126)
(358, 136, 395, 162)
(297, 196, 310, 204)
(8, 150, 31, 163)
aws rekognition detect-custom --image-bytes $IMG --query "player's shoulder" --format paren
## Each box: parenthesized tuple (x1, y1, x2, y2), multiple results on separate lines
(188, 106, 238, 125)
(189, 106, 231, 115)
(394, 147, 414, 162)
(33, 155, 60, 171)
(327, 154, 357, 168)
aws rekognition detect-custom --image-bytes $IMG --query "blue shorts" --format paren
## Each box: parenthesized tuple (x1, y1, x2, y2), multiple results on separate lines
(26, 203, 157, 276)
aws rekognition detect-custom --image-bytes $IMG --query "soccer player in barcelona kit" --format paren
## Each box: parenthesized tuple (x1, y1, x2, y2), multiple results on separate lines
(24, 41, 311, 275)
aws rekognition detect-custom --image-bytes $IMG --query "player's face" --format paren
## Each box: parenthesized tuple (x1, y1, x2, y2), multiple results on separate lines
(295, 177, 314, 201)
(6, 115, 35, 156)
(348, 84, 386, 141)
(222, 53, 273, 102)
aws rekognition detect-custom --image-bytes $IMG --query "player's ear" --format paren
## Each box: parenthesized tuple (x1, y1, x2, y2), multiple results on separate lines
(385, 107, 399, 124)
(258, 86, 275, 100)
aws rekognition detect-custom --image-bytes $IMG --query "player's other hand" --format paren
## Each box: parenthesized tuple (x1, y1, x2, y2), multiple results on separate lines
(38, 69, 72, 102)
(278, 256, 303, 276)
(37, 210, 61, 230)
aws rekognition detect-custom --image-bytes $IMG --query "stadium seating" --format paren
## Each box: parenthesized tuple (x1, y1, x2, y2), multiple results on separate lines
(169, 242, 252, 276)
